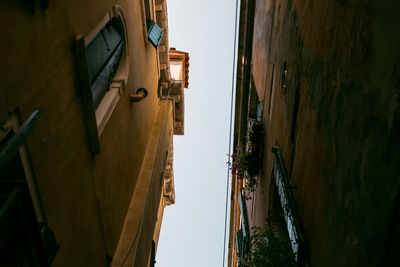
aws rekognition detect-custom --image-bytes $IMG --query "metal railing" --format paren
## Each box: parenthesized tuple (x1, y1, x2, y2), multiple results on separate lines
(272, 146, 303, 263)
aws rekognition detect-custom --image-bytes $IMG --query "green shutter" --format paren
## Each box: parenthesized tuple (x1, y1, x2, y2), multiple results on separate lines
(147, 20, 164, 48)
(239, 190, 250, 241)
(236, 229, 244, 258)
(238, 190, 250, 257)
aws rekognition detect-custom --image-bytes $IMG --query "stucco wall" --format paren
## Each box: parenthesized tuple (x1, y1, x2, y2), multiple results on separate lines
(0, 0, 167, 265)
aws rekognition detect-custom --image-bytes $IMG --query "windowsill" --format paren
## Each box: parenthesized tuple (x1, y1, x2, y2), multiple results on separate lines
(95, 87, 121, 135)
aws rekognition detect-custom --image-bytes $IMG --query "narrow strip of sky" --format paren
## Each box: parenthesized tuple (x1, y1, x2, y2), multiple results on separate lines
(156, 0, 239, 266)
(223, 0, 241, 265)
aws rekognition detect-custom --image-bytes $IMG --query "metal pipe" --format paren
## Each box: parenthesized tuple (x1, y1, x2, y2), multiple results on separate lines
(130, 88, 148, 102)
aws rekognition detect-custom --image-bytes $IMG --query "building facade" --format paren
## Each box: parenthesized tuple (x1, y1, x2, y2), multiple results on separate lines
(0, 0, 188, 266)
(228, 0, 400, 266)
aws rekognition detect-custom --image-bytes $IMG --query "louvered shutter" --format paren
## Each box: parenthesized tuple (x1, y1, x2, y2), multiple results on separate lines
(147, 20, 164, 48)
(239, 190, 250, 244)
(236, 229, 244, 258)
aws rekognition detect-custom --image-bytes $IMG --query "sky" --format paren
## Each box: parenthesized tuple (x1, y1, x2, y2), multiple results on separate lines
(156, 0, 238, 266)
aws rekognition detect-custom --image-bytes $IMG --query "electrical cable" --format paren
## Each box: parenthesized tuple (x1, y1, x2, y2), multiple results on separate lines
(222, 0, 240, 266)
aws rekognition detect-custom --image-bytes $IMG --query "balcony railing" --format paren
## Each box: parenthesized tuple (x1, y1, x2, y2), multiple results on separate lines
(272, 146, 303, 263)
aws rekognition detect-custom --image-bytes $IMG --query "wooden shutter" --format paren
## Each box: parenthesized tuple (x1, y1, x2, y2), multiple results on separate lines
(0, 109, 42, 171)
(86, 23, 124, 108)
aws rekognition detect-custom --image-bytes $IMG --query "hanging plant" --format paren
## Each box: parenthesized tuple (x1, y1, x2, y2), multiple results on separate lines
(230, 123, 264, 199)
(230, 146, 249, 178)
(240, 224, 295, 267)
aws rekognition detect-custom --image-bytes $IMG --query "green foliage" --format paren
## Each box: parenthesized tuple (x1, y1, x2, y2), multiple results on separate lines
(230, 123, 264, 199)
(243, 175, 257, 199)
(246, 123, 263, 176)
(240, 225, 295, 267)
(230, 147, 249, 178)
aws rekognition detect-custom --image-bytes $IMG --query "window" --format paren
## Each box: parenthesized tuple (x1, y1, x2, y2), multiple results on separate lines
(0, 110, 59, 266)
(75, 6, 129, 154)
(170, 60, 183, 81)
(141, 0, 163, 48)
(236, 190, 250, 259)
(168, 48, 189, 88)
(143, 0, 152, 25)
(86, 22, 124, 109)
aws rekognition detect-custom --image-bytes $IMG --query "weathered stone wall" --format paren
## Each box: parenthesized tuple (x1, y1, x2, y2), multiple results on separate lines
(251, 0, 400, 266)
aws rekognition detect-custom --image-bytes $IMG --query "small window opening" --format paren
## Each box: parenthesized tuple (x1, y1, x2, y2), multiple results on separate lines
(290, 85, 300, 143)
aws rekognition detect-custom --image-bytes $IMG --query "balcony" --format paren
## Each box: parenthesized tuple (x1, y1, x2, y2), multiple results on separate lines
(271, 146, 303, 263)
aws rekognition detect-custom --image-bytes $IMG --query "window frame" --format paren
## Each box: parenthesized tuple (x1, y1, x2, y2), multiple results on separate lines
(75, 6, 129, 155)
(141, 0, 155, 45)
(141, 0, 164, 48)
(0, 110, 59, 265)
